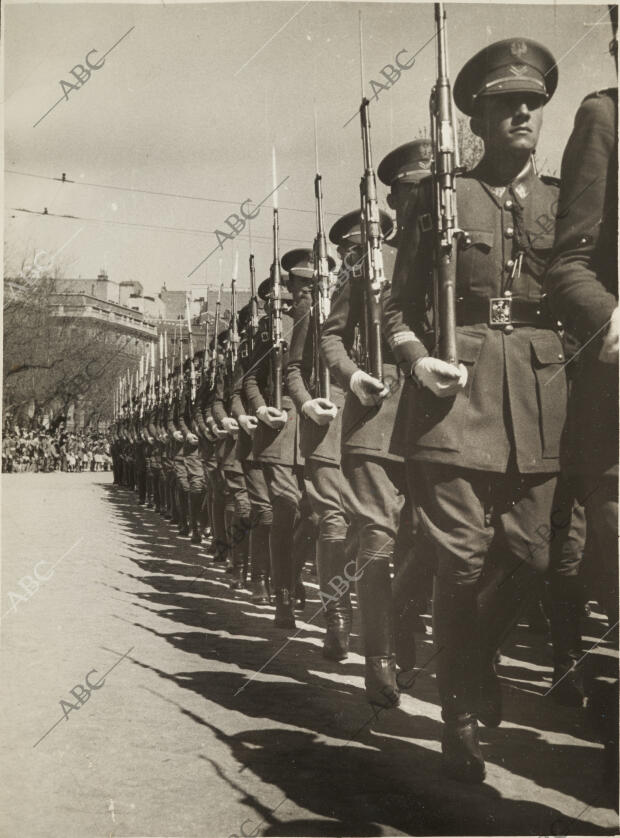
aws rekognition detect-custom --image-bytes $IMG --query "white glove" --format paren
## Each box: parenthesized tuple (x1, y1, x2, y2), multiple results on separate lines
(599, 306, 619, 364)
(302, 398, 338, 426)
(214, 427, 229, 439)
(221, 417, 239, 434)
(173, 430, 184, 442)
(256, 405, 288, 429)
(349, 369, 389, 406)
(186, 432, 199, 445)
(238, 414, 258, 435)
(414, 357, 468, 398)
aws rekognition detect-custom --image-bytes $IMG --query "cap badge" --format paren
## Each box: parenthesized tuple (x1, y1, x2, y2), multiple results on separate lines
(418, 159, 432, 169)
(510, 40, 528, 57)
(509, 64, 528, 76)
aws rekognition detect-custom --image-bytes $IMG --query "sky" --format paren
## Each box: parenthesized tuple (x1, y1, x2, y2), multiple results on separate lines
(4, 0, 617, 297)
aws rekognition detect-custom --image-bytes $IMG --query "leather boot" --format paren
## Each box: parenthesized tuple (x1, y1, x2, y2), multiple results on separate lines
(177, 489, 190, 536)
(250, 523, 271, 604)
(442, 714, 486, 784)
(292, 515, 314, 611)
(230, 515, 250, 590)
(190, 491, 203, 545)
(316, 540, 352, 661)
(211, 495, 228, 564)
(270, 518, 296, 629)
(476, 558, 538, 727)
(433, 577, 485, 781)
(224, 509, 235, 574)
(356, 555, 399, 708)
(392, 549, 430, 672)
(547, 575, 586, 707)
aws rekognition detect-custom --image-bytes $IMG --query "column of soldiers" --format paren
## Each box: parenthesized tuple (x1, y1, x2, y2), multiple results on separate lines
(109, 10, 618, 796)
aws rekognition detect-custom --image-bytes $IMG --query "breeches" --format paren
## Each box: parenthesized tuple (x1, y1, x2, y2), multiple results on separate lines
(304, 458, 353, 542)
(412, 461, 559, 585)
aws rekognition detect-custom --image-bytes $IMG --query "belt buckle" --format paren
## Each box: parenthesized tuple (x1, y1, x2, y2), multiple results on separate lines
(489, 297, 512, 326)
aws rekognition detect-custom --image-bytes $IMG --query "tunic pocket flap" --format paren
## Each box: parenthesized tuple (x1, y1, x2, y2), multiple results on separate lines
(461, 230, 494, 251)
(457, 332, 485, 364)
(531, 336, 564, 365)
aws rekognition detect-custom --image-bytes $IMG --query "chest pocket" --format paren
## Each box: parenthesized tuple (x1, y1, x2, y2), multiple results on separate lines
(458, 230, 495, 295)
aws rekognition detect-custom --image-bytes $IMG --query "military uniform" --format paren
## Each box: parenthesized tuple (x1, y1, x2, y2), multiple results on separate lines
(212, 331, 252, 587)
(321, 203, 429, 706)
(545, 86, 618, 775)
(383, 38, 565, 782)
(230, 307, 274, 603)
(285, 248, 357, 660)
(244, 284, 309, 628)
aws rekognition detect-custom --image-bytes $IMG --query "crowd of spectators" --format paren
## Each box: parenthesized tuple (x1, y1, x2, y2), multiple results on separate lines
(2, 425, 112, 473)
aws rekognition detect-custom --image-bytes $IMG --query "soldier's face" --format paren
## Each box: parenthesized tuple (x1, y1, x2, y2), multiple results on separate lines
(474, 93, 544, 154)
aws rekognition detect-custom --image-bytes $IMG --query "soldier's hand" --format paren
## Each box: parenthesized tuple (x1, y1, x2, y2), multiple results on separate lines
(349, 370, 389, 406)
(414, 357, 467, 398)
(214, 427, 229, 439)
(173, 430, 184, 442)
(221, 417, 239, 434)
(256, 405, 288, 429)
(238, 414, 258, 435)
(204, 425, 217, 443)
(302, 398, 338, 426)
(186, 432, 199, 445)
(599, 306, 619, 364)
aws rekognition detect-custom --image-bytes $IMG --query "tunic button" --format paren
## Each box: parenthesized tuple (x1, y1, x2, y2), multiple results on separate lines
(505, 226, 514, 238)
(504, 199, 513, 210)
(503, 324, 514, 334)
(506, 259, 515, 269)
(558, 354, 563, 360)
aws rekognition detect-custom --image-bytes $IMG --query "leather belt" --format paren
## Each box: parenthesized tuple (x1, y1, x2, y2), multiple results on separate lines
(456, 296, 558, 330)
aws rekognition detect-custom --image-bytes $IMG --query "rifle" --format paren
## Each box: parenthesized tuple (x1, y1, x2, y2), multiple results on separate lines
(164, 330, 171, 406)
(249, 254, 259, 350)
(313, 144, 332, 399)
(270, 207, 285, 410)
(359, 97, 386, 382)
(430, 2, 459, 364)
(209, 284, 222, 389)
(185, 296, 196, 405)
(230, 252, 239, 371)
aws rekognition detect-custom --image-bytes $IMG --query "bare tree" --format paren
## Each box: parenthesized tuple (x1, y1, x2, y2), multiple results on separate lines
(4, 253, 141, 428)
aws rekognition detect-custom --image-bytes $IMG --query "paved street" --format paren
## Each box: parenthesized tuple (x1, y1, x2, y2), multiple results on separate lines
(1, 472, 618, 837)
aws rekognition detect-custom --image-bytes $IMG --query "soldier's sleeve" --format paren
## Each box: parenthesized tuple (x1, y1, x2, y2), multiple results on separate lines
(320, 279, 359, 389)
(286, 292, 314, 411)
(167, 399, 179, 435)
(244, 320, 269, 412)
(178, 391, 191, 436)
(147, 411, 158, 440)
(193, 378, 210, 436)
(545, 92, 618, 344)
(230, 358, 247, 419)
(211, 365, 228, 426)
(382, 186, 432, 375)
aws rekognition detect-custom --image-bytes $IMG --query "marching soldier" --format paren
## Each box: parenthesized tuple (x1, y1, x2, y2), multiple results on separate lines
(544, 15, 618, 787)
(321, 204, 410, 707)
(212, 310, 253, 588)
(384, 39, 566, 782)
(230, 299, 274, 603)
(244, 276, 308, 628)
(285, 247, 356, 660)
